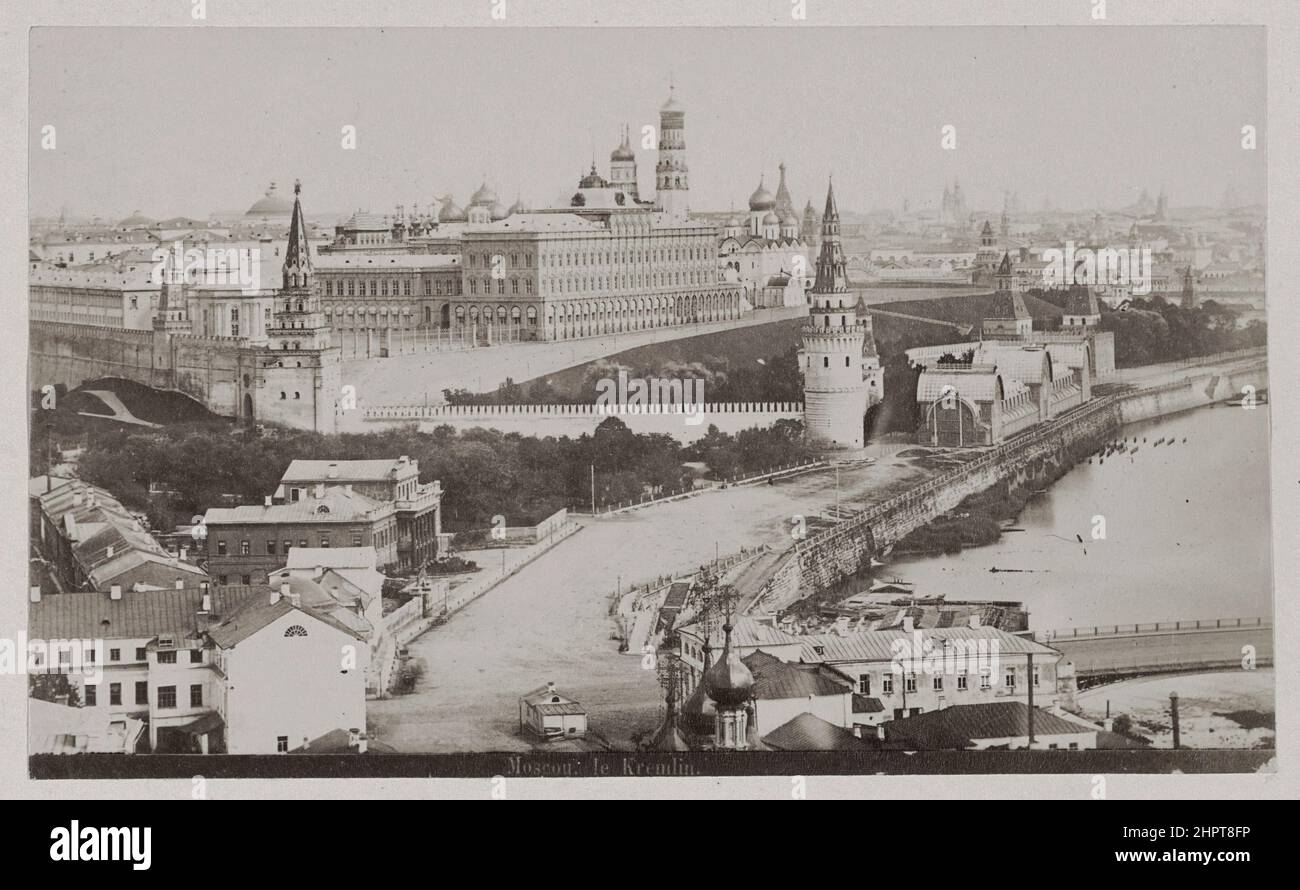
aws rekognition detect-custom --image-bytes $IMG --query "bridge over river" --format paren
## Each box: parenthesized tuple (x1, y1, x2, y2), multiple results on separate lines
(1044, 618, 1273, 688)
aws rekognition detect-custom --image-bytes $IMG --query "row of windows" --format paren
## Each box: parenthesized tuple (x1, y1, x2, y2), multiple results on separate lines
(85, 681, 202, 708)
(215, 532, 368, 556)
(857, 669, 1041, 695)
(322, 278, 464, 298)
(47, 646, 203, 666)
(467, 278, 535, 295)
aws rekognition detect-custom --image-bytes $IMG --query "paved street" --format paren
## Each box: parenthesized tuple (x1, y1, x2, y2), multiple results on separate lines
(366, 455, 940, 751)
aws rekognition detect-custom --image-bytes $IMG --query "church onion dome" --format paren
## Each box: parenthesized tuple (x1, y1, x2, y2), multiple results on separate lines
(680, 669, 715, 737)
(762, 211, 780, 226)
(980, 220, 994, 236)
(438, 196, 467, 223)
(246, 182, 295, 217)
(782, 213, 799, 228)
(470, 181, 497, 207)
(705, 623, 754, 709)
(489, 201, 509, 221)
(508, 196, 528, 215)
(724, 214, 743, 228)
(611, 129, 635, 162)
(748, 179, 776, 212)
(661, 88, 682, 113)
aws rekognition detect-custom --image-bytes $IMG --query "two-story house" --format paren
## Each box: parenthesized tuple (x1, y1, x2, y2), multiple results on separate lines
(202, 486, 398, 584)
(276, 457, 446, 569)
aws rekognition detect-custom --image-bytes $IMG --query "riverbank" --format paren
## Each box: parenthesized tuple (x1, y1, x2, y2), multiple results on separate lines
(1076, 670, 1274, 750)
(892, 433, 1103, 556)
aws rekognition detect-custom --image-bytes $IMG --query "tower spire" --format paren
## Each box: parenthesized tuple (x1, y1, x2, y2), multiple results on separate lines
(282, 178, 312, 291)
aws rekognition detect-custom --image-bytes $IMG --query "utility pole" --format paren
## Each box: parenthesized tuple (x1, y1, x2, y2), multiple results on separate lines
(1170, 692, 1181, 749)
(1026, 653, 1035, 747)
(590, 463, 596, 515)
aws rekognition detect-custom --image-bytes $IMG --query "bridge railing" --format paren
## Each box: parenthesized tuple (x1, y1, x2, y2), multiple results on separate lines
(1050, 617, 1269, 639)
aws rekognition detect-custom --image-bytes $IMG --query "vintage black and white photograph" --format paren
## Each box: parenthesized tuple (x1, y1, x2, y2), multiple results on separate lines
(13, 6, 1286, 797)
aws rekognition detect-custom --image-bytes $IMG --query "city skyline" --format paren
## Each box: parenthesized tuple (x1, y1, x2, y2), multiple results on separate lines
(29, 26, 1266, 221)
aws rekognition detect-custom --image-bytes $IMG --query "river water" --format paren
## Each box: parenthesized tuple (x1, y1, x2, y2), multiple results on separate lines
(887, 403, 1274, 631)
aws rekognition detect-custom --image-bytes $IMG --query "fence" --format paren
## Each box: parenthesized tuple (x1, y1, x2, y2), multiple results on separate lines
(1049, 617, 1269, 640)
(572, 460, 825, 517)
(362, 401, 805, 421)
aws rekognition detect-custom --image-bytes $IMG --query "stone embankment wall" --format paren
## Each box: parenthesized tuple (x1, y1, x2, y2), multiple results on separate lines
(753, 358, 1269, 613)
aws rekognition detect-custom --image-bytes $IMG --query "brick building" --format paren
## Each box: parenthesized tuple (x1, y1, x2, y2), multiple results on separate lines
(201, 487, 398, 584)
(275, 457, 445, 569)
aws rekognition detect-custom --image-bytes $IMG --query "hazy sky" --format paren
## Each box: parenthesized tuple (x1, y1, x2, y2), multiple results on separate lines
(29, 26, 1266, 221)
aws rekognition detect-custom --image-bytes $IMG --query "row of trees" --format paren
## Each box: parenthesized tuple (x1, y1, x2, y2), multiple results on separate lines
(44, 409, 815, 534)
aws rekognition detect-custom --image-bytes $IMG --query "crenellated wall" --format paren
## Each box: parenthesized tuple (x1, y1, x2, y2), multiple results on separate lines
(29, 322, 161, 392)
(29, 321, 283, 425)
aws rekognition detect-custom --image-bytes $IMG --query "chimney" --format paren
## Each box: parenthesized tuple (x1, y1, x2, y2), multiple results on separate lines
(175, 579, 185, 589)
(180, 546, 188, 561)
(834, 615, 850, 636)
(327, 464, 339, 479)
(968, 614, 981, 629)
(357, 733, 368, 754)
(29, 586, 41, 603)
(399, 455, 409, 464)
(546, 681, 557, 695)
(902, 614, 915, 633)
(264, 495, 272, 507)
(314, 483, 325, 498)
(348, 727, 360, 747)
(109, 584, 122, 601)
(287, 592, 301, 608)
(1103, 717, 1114, 732)
(106, 544, 114, 558)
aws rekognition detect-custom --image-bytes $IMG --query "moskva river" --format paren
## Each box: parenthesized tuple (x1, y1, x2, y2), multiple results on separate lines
(888, 403, 1273, 631)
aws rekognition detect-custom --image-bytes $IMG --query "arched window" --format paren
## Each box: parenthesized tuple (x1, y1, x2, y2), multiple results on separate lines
(284, 625, 308, 638)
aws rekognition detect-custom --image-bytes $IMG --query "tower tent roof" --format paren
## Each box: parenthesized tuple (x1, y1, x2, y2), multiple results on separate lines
(282, 179, 312, 284)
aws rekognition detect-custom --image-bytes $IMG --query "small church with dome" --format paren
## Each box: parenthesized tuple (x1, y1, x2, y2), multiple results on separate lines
(717, 162, 813, 309)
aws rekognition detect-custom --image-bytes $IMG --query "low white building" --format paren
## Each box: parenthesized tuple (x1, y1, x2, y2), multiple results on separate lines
(798, 623, 1072, 724)
(519, 683, 587, 741)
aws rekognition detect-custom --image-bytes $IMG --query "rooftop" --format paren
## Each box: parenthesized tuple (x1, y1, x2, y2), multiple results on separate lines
(204, 487, 392, 526)
(280, 458, 418, 484)
(206, 592, 365, 648)
(800, 626, 1060, 665)
(742, 649, 852, 700)
(30, 585, 260, 642)
(883, 701, 1095, 750)
(762, 713, 867, 751)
